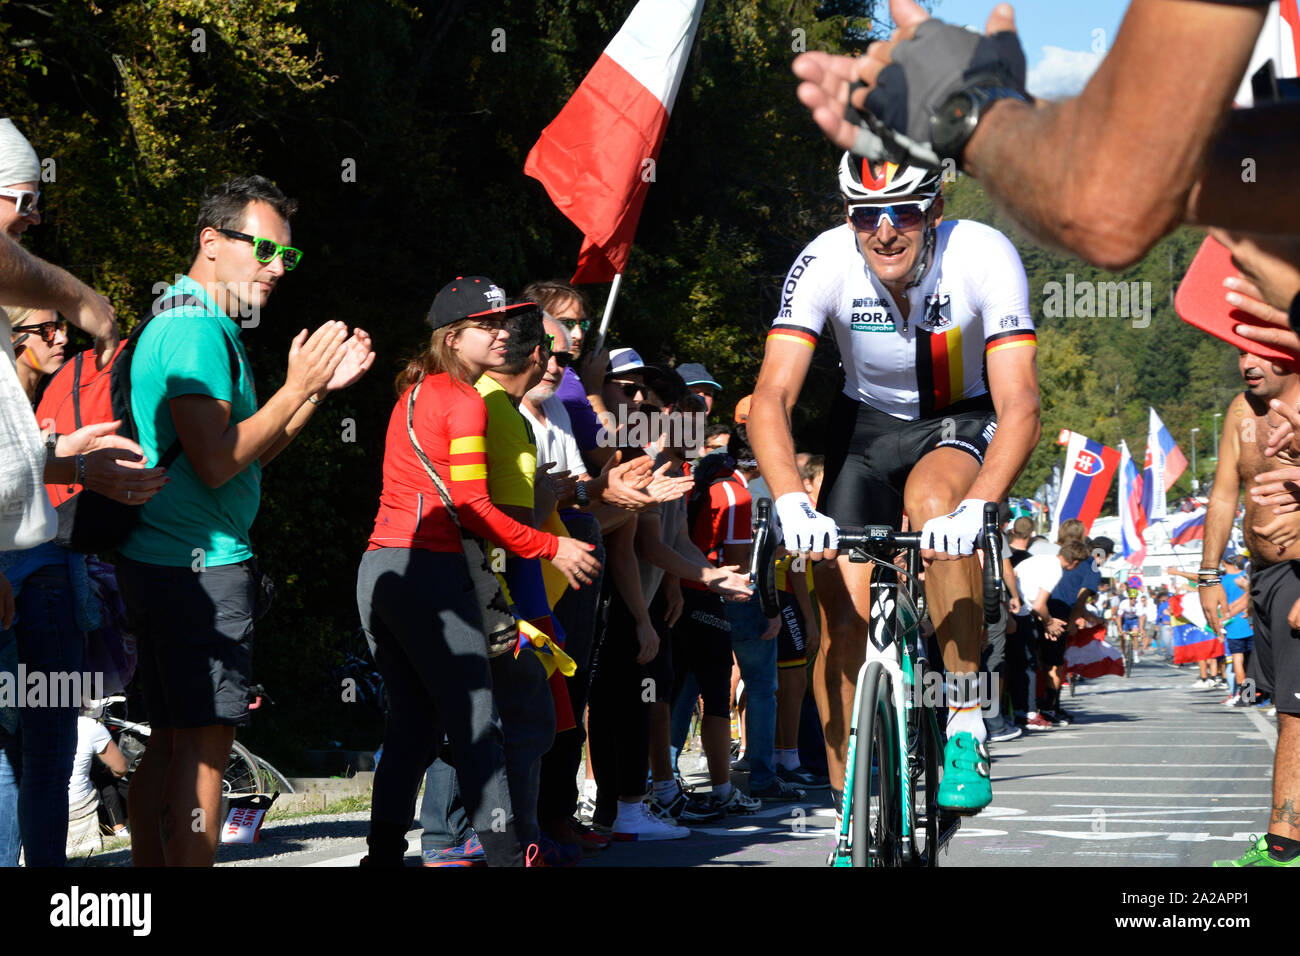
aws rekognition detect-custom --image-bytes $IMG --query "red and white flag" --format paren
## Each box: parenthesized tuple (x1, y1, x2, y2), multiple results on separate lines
(1065, 625, 1125, 679)
(524, 0, 705, 283)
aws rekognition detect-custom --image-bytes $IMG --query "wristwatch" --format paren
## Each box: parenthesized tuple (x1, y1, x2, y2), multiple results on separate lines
(574, 480, 590, 508)
(45, 430, 59, 463)
(931, 72, 1032, 165)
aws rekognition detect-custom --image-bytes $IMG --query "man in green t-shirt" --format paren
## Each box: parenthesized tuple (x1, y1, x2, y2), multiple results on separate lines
(117, 175, 374, 867)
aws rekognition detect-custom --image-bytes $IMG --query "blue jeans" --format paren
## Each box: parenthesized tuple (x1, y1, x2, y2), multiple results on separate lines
(420, 647, 555, 852)
(0, 563, 84, 866)
(726, 600, 778, 789)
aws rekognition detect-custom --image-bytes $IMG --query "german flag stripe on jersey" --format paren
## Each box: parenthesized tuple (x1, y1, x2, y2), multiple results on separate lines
(916, 325, 964, 415)
(449, 433, 488, 482)
(984, 329, 1037, 355)
(767, 324, 818, 350)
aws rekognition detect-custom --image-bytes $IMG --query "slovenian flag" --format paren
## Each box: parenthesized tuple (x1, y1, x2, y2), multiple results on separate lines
(1118, 440, 1147, 565)
(1170, 506, 1207, 545)
(1142, 408, 1188, 522)
(1054, 431, 1121, 533)
(523, 0, 705, 283)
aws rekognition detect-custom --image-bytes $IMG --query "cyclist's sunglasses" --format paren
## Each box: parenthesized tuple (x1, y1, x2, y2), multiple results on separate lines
(11, 317, 67, 344)
(847, 199, 934, 233)
(0, 187, 39, 217)
(217, 228, 303, 270)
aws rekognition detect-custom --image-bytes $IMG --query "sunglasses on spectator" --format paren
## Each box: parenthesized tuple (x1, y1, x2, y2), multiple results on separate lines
(217, 228, 304, 270)
(564, 318, 591, 334)
(609, 380, 645, 399)
(10, 317, 67, 344)
(0, 187, 39, 217)
(542, 334, 576, 368)
(846, 199, 935, 233)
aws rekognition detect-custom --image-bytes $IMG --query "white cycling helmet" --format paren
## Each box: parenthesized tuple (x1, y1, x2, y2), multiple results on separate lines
(838, 152, 942, 203)
(838, 153, 942, 289)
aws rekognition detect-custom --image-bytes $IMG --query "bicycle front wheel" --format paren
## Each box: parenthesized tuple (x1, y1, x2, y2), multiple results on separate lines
(223, 742, 294, 797)
(912, 702, 945, 866)
(850, 664, 900, 867)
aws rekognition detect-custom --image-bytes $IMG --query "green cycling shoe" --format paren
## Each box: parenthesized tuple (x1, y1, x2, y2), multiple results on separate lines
(936, 731, 991, 814)
(1213, 834, 1300, 867)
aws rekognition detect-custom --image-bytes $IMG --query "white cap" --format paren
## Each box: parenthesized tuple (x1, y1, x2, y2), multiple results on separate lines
(0, 118, 39, 186)
(607, 347, 646, 376)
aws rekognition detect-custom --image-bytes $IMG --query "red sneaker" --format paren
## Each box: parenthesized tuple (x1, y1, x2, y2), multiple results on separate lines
(1024, 713, 1055, 730)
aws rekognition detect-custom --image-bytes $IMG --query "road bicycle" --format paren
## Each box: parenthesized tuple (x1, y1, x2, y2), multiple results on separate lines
(750, 500, 1003, 867)
(99, 686, 296, 798)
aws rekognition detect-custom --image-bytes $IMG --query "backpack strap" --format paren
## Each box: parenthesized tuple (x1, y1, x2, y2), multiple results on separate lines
(148, 294, 243, 470)
(70, 351, 85, 428)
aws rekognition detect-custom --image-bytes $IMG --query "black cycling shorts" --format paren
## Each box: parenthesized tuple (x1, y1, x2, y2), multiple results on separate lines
(671, 587, 733, 720)
(819, 391, 997, 528)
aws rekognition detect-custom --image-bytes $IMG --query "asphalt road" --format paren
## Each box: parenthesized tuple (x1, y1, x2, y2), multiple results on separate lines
(81, 656, 1279, 868)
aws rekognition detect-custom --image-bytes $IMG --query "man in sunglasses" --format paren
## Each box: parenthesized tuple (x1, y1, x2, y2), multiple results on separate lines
(117, 175, 374, 867)
(749, 153, 1041, 820)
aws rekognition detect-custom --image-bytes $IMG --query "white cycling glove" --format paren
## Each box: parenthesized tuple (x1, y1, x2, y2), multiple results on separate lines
(775, 492, 838, 553)
(920, 498, 986, 557)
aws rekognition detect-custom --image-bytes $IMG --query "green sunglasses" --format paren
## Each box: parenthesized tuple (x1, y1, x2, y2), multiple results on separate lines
(218, 228, 304, 271)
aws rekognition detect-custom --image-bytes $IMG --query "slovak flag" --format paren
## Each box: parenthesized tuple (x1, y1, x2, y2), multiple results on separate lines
(1171, 506, 1207, 545)
(1054, 431, 1121, 533)
(524, 0, 706, 283)
(1142, 408, 1188, 522)
(1118, 440, 1147, 565)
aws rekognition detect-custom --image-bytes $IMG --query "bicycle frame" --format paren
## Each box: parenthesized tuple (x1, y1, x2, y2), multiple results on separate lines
(833, 549, 950, 867)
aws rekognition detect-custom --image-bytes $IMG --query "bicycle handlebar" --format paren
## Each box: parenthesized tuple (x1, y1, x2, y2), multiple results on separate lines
(750, 499, 1004, 624)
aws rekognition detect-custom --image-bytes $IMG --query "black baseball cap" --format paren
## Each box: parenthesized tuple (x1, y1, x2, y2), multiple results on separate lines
(427, 276, 536, 332)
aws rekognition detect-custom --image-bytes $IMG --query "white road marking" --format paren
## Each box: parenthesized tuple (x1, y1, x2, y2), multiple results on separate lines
(992, 791, 1269, 798)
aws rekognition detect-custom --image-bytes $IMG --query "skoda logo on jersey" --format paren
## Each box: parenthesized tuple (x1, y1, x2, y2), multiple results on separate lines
(920, 293, 953, 330)
(1074, 450, 1104, 476)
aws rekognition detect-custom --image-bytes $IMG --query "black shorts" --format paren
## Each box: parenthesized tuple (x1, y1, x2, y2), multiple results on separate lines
(671, 587, 733, 719)
(777, 590, 808, 669)
(1039, 627, 1067, 667)
(1248, 561, 1300, 714)
(820, 392, 998, 527)
(646, 586, 675, 701)
(117, 557, 257, 728)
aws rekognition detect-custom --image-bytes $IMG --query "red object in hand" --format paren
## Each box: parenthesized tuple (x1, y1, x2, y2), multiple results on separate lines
(1175, 235, 1300, 371)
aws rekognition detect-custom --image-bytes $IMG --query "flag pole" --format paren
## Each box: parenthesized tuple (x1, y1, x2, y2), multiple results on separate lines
(591, 271, 623, 356)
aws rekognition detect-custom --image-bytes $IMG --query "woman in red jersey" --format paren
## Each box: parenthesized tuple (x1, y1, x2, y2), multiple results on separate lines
(357, 277, 599, 867)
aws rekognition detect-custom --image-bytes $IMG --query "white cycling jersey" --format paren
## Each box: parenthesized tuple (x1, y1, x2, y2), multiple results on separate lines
(767, 219, 1035, 421)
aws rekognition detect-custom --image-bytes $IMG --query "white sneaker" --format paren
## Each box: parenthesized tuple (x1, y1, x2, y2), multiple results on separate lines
(612, 801, 690, 841)
(1193, 678, 1211, 689)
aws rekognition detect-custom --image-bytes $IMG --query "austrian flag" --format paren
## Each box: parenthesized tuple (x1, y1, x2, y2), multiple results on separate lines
(524, 0, 706, 283)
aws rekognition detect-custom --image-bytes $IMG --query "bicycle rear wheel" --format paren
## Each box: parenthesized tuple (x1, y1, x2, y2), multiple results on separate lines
(850, 664, 900, 867)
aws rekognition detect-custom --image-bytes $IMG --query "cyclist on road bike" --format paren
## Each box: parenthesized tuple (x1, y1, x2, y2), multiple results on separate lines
(749, 153, 1041, 816)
